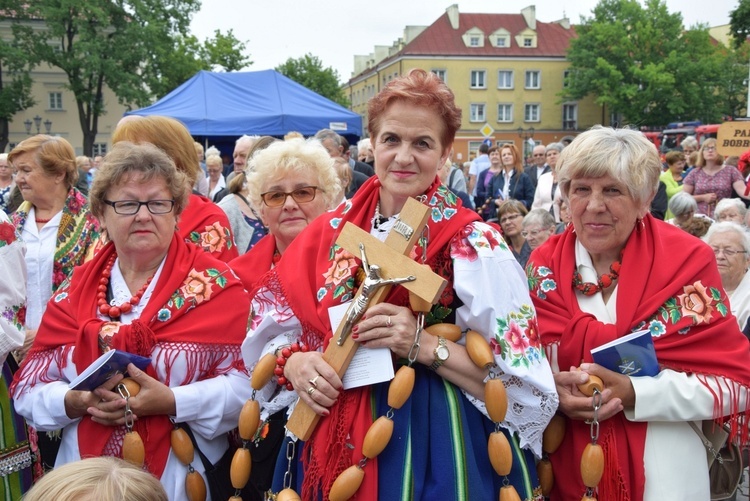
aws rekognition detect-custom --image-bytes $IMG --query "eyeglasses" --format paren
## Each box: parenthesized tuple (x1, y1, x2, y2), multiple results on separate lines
(499, 213, 522, 224)
(711, 247, 747, 258)
(104, 199, 175, 215)
(703, 146, 717, 152)
(521, 228, 551, 238)
(260, 186, 322, 207)
(532, 154, 545, 157)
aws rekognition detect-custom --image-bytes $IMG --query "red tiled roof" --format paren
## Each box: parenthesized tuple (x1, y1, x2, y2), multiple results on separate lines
(403, 11, 575, 57)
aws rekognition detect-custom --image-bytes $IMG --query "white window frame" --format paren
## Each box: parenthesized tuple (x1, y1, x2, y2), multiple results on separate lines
(497, 70, 514, 90)
(563, 103, 578, 130)
(470, 70, 486, 89)
(431, 69, 447, 82)
(525, 70, 541, 89)
(470, 103, 486, 123)
(523, 38, 533, 47)
(524, 104, 541, 123)
(563, 69, 571, 88)
(497, 103, 513, 123)
(48, 92, 63, 110)
(93, 143, 108, 156)
(470, 36, 481, 47)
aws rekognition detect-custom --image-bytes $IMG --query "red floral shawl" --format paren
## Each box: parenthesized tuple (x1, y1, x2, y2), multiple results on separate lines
(527, 214, 750, 501)
(181, 194, 239, 262)
(12, 234, 250, 478)
(256, 176, 479, 500)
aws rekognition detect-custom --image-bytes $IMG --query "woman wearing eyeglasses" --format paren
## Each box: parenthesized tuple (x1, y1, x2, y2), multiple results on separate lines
(704, 222, 750, 339)
(682, 138, 748, 219)
(497, 199, 531, 267)
(12, 142, 252, 501)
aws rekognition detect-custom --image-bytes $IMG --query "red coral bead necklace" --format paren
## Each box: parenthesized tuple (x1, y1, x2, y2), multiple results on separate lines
(97, 254, 154, 319)
(572, 257, 622, 297)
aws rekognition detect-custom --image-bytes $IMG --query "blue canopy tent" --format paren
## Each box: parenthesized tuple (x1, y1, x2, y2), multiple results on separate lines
(126, 70, 362, 139)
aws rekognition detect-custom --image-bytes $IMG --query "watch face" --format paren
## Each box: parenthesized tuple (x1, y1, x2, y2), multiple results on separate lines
(437, 345, 450, 360)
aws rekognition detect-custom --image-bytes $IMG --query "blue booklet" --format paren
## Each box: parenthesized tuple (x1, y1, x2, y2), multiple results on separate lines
(590, 329, 659, 377)
(69, 350, 151, 391)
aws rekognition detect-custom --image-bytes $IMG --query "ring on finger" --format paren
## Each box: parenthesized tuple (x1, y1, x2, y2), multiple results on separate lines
(307, 386, 317, 396)
(386, 316, 392, 328)
(309, 375, 320, 387)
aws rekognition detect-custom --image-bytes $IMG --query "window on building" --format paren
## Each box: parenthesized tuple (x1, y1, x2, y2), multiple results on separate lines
(525, 70, 541, 89)
(431, 69, 446, 82)
(470, 36, 481, 47)
(524, 104, 540, 122)
(563, 70, 571, 88)
(468, 141, 483, 160)
(49, 92, 63, 110)
(497, 70, 514, 89)
(497, 37, 506, 47)
(523, 38, 533, 47)
(563, 104, 578, 130)
(470, 103, 486, 122)
(93, 143, 108, 156)
(470, 70, 486, 89)
(497, 104, 513, 123)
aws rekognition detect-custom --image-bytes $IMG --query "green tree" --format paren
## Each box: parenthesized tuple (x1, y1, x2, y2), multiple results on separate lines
(276, 54, 350, 107)
(730, 0, 750, 48)
(0, 36, 35, 152)
(563, 0, 729, 126)
(6, 0, 250, 156)
(144, 30, 251, 99)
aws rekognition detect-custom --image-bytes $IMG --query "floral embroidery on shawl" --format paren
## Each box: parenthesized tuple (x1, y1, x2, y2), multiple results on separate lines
(188, 221, 233, 254)
(163, 267, 230, 316)
(634, 280, 729, 338)
(317, 245, 358, 303)
(492, 305, 545, 367)
(526, 264, 556, 300)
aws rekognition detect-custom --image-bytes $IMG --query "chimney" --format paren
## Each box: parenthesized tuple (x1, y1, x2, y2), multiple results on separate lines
(521, 5, 536, 30)
(447, 4, 459, 30)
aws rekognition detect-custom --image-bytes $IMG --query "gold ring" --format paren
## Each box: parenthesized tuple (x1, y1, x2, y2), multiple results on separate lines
(307, 386, 317, 396)
(309, 375, 320, 387)
(386, 316, 392, 328)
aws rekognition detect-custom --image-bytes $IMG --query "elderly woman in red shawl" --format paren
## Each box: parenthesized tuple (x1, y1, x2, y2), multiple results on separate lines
(527, 126, 750, 501)
(242, 69, 557, 500)
(12, 142, 251, 500)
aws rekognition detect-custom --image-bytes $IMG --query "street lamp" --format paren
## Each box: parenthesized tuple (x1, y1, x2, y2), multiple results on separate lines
(43, 119, 52, 134)
(33, 115, 42, 134)
(24, 119, 32, 135)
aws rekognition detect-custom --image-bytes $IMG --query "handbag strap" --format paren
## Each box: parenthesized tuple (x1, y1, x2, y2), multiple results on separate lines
(689, 421, 724, 465)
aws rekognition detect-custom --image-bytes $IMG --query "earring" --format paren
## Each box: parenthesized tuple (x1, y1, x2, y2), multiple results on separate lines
(636, 217, 645, 232)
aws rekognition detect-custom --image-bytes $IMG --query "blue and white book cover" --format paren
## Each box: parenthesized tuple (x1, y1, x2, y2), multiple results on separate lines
(590, 329, 659, 377)
(69, 349, 151, 391)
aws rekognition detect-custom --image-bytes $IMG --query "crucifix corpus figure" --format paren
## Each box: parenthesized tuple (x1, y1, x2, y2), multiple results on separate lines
(337, 243, 416, 346)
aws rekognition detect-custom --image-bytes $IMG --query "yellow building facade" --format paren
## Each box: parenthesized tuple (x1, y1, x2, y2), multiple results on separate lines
(344, 5, 607, 162)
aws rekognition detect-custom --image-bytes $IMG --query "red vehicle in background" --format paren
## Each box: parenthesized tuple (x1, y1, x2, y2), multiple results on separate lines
(695, 124, 720, 144)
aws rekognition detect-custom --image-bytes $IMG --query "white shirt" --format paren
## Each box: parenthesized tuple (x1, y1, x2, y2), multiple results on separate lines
(469, 154, 490, 196)
(22, 208, 62, 330)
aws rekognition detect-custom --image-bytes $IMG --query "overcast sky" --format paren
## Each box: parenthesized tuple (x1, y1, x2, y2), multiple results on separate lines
(190, 0, 738, 83)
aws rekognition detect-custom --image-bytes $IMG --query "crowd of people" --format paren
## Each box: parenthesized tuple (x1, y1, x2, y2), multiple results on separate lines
(0, 68, 748, 501)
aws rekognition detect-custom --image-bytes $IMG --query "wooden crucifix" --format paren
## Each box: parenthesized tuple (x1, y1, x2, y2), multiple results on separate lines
(286, 197, 448, 440)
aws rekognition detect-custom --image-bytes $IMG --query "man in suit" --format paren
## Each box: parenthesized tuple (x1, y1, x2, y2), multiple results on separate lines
(524, 144, 549, 190)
